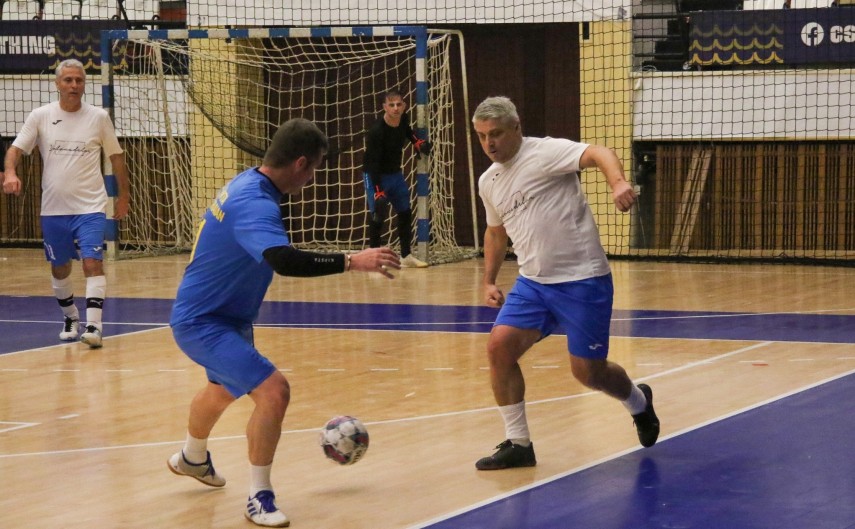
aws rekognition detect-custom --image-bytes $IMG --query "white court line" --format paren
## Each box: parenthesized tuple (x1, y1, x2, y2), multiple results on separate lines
(0, 421, 38, 434)
(0, 326, 168, 357)
(404, 367, 855, 529)
(0, 341, 782, 460)
(0, 319, 168, 326)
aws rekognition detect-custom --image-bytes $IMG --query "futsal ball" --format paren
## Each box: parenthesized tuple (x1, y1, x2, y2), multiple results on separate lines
(319, 415, 369, 466)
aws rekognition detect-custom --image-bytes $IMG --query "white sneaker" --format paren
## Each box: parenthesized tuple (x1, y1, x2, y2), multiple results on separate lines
(80, 325, 103, 348)
(167, 450, 226, 487)
(401, 254, 429, 268)
(59, 317, 80, 341)
(245, 490, 290, 527)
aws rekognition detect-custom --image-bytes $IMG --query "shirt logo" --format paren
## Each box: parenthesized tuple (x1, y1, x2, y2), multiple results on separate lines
(52, 119, 63, 125)
(497, 190, 534, 222)
(49, 140, 88, 156)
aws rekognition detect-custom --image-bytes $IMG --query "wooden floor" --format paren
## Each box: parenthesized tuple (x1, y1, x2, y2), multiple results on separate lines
(0, 248, 853, 529)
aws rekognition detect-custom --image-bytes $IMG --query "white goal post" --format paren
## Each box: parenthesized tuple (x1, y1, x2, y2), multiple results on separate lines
(99, 26, 478, 263)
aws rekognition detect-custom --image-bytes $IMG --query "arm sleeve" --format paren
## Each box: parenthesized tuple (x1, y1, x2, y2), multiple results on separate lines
(363, 123, 382, 175)
(262, 245, 347, 277)
(402, 113, 415, 141)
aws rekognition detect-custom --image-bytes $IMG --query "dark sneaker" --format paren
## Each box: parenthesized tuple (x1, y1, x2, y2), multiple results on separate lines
(475, 440, 536, 470)
(633, 384, 660, 448)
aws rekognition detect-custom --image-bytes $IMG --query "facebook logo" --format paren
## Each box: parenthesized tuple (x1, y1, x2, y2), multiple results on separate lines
(801, 22, 825, 47)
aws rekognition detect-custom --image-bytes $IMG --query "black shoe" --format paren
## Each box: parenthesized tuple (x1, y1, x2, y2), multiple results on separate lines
(475, 440, 536, 470)
(633, 384, 660, 448)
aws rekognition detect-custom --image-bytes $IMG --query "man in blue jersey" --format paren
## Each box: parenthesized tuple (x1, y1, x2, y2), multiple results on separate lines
(167, 118, 400, 528)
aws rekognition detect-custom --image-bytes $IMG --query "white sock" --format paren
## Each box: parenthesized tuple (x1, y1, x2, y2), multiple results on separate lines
(52, 276, 79, 320)
(622, 384, 647, 415)
(182, 433, 208, 464)
(499, 401, 530, 446)
(249, 463, 274, 497)
(85, 275, 106, 330)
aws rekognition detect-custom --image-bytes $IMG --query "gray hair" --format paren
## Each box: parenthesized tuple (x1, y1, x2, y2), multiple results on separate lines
(472, 96, 519, 126)
(263, 118, 329, 168)
(56, 59, 86, 80)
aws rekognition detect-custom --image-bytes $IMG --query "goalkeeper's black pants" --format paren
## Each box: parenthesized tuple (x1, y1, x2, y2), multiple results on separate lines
(369, 207, 413, 257)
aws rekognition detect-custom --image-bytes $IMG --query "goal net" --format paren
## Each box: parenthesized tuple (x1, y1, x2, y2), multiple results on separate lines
(104, 26, 477, 263)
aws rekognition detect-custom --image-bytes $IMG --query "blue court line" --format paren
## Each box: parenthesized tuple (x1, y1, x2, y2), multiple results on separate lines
(418, 372, 855, 529)
(1, 296, 854, 355)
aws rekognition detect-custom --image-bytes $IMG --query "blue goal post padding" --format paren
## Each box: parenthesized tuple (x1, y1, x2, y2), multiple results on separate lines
(99, 25, 431, 258)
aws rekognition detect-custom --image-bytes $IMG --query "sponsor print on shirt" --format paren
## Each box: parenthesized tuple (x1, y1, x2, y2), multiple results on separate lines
(49, 140, 89, 157)
(497, 190, 534, 222)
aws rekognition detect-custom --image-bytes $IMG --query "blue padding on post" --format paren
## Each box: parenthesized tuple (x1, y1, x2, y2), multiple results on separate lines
(104, 174, 118, 197)
(417, 218, 429, 243)
(104, 218, 119, 242)
(416, 172, 429, 197)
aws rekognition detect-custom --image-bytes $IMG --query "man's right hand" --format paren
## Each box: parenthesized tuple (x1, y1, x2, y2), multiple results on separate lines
(484, 283, 505, 308)
(350, 247, 401, 279)
(2, 173, 21, 195)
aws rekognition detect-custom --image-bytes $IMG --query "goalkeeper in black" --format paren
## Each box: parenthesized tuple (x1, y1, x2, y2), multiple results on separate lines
(362, 89, 431, 268)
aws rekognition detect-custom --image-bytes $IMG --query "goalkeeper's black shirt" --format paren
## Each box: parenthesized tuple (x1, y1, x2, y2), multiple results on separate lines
(363, 112, 414, 178)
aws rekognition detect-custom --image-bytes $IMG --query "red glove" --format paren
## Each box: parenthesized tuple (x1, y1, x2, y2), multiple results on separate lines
(413, 138, 433, 157)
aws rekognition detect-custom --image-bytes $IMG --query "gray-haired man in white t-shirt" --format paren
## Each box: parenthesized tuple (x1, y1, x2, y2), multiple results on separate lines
(472, 96, 659, 470)
(3, 59, 130, 348)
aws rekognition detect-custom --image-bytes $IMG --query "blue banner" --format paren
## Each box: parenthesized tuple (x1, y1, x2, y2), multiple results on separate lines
(782, 8, 855, 63)
(690, 7, 855, 66)
(0, 20, 130, 74)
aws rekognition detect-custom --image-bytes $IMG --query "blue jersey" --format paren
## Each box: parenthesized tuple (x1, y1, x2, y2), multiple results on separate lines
(170, 167, 289, 326)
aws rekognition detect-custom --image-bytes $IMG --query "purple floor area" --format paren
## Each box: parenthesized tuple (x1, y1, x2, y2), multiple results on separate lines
(3, 295, 855, 355)
(421, 372, 855, 529)
(2, 295, 854, 529)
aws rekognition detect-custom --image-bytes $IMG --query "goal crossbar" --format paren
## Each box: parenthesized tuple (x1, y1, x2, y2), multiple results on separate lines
(98, 25, 477, 262)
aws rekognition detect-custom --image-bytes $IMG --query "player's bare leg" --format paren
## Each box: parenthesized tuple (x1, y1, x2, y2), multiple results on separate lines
(476, 326, 540, 470)
(570, 356, 660, 447)
(168, 382, 233, 487)
(244, 372, 291, 527)
(51, 261, 80, 341)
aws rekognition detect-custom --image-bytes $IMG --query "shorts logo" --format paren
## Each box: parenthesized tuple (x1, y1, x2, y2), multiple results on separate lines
(588, 343, 604, 351)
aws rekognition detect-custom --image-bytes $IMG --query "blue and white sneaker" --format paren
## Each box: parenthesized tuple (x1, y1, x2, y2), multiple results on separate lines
(167, 450, 226, 487)
(245, 490, 290, 527)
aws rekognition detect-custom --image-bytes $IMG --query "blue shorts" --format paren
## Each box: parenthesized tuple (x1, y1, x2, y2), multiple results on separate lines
(172, 320, 278, 398)
(41, 213, 106, 264)
(363, 171, 411, 213)
(495, 274, 614, 359)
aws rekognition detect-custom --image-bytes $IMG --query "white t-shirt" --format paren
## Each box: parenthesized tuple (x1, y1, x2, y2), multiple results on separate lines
(13, 101, 123, 216)
(478, 136, 611, 284)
